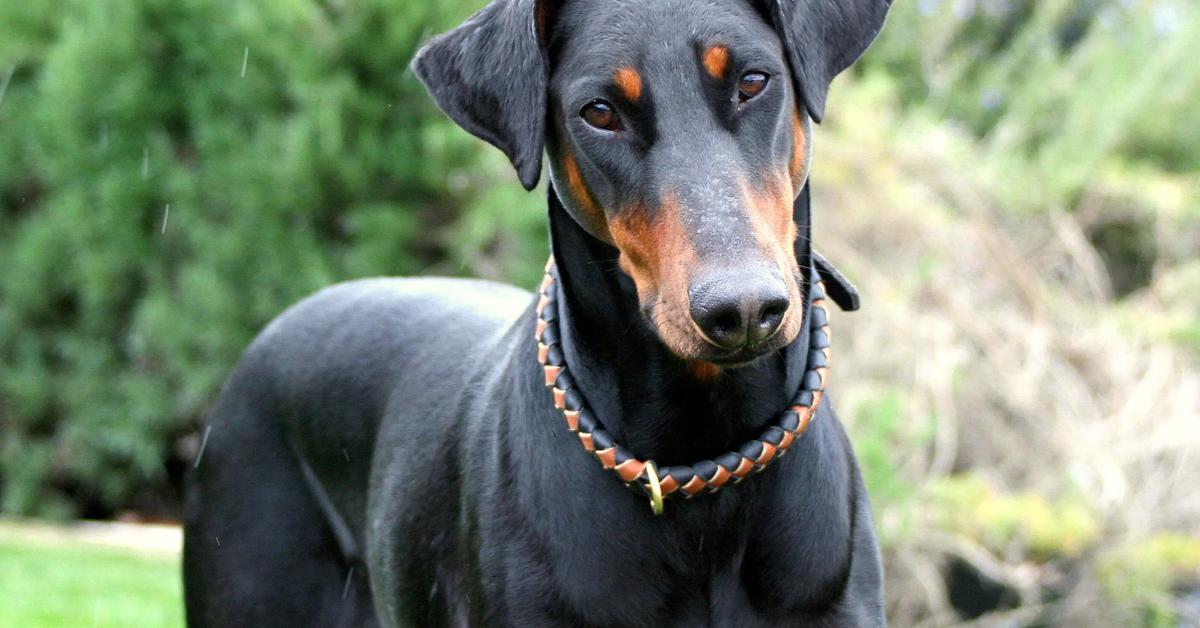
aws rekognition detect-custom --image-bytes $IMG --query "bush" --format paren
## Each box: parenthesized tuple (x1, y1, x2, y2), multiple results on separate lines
(0, 0, 544, 518)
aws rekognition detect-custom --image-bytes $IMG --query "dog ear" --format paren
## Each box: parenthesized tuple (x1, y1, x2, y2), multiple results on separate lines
(764, 0, 892, 122)
(411, 0, 548, 190)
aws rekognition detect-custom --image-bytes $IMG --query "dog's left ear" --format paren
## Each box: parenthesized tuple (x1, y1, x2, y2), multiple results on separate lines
(763, 0, 892, 123)
(411, 0, 548, 190)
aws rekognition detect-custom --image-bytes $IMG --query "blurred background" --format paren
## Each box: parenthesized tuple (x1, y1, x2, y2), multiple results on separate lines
(0, 0, 1197, 625)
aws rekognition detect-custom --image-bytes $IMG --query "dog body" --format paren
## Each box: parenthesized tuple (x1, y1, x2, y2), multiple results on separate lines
(183, 0, 892, 625)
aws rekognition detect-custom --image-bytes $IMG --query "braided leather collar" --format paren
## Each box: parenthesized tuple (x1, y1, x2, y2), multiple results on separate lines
(535, 256, 833, 514)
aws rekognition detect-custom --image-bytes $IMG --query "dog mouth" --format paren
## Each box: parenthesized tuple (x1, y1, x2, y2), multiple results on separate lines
(703, 330, 795, 367)
(706, 347, 775, 368)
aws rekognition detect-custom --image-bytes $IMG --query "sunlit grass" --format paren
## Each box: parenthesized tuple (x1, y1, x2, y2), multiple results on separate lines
(0, 530, 183, 628)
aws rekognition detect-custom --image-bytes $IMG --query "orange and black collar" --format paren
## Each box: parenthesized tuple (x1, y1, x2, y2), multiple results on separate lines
(535, 255, 852, 515)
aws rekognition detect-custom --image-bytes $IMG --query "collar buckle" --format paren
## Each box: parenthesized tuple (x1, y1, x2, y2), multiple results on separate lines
(644, 461, 664, 516)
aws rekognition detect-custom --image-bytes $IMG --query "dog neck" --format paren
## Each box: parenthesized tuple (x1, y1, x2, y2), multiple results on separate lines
(545, 187, 815, 467)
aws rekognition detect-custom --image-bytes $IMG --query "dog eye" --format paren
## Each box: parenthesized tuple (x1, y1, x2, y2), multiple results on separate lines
(581, 100, 621, 131)
(738, 72, 769, 102)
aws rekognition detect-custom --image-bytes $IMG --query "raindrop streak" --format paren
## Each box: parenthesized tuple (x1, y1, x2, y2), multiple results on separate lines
(241, 47, 249, 78)
(194, 425, 213, 469)
(142, 147, 149, 179)
(161, 203, 171, 234)
(342, 567, 355, 600)
(0, 65, 13, 107)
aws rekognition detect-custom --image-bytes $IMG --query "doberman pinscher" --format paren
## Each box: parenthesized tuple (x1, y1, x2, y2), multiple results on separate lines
(182, 0, 892, 625)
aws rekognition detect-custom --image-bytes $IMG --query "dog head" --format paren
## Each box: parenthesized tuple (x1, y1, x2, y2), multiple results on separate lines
(414, 0, 889, 366)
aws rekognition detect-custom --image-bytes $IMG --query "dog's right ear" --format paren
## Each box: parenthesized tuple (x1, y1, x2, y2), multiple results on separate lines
(764, 0, 892, 123)
(412, 0, 548, 191)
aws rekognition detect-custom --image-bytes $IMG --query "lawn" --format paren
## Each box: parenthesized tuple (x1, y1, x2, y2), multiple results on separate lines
(0, 522, 184, 628)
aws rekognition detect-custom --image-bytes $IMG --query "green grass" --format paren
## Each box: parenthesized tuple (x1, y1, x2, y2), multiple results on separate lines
(0, 532, 183, 628)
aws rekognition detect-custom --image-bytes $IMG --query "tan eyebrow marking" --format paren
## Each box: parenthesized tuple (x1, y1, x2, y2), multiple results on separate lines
(703, 45, 730, 79)
(613, 67, 643, 102)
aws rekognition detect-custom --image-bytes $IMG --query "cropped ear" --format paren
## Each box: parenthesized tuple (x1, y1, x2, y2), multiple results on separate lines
(764, 0, 892, 122)
(411, 0, 547, 190)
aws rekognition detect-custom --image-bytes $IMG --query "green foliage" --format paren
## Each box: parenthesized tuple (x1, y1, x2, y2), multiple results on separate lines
(921, 475, 1101, 560)
(841, 388, 931, 549)
(0, 534, 182, 627)
(1098, 534, 1200, 627)
(860, 0, 1200, 209)
(849, 390, 1104, 562)
(845, 389, 925, 509)
(0, 0, 544, 517)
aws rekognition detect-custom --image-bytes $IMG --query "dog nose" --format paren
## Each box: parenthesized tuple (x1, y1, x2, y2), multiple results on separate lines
(689, 273, 790, 350)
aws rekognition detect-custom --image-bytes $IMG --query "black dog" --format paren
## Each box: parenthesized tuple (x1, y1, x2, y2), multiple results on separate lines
(183, 0, 892, 625)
